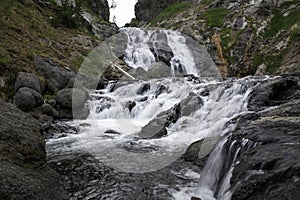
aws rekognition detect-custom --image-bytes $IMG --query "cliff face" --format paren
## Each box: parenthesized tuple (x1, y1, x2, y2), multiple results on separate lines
(133, 0, 300, 77)
(135, 0, 180, 23)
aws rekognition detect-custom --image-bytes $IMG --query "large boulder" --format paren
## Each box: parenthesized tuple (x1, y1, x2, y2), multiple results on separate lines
(55, 88, 90, 119)
(248, 75, 300, 111)
(34, 56, 76, 92)
(0, 98, 68, 199)
(14, 87, 43, 112)
(14, 72, 41, 94)
(139, 104, 180, 139)
(231, 100, 300, 200)
(56, 88, 89, 109)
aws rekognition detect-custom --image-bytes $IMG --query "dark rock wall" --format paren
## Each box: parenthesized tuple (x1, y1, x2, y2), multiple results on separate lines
(0, 99, 68, 199)
(135, 0, 180, 22)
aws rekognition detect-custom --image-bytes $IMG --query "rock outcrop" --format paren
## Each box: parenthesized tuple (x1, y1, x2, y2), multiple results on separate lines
(34, 56, 76, 93)
(0, 99, 68, 199)
(228, 75, 300, 199)
(135, 0, 179, 23)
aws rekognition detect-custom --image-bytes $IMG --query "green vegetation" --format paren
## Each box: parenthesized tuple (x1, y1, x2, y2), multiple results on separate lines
(253, 51, 286, 74)
(51, 0, 84, 28)
(203, 7, 229, 27)
(149, 2, 192, 26)
(0, 55, 12, 66)
(201, 0, 215, 5)
(264, 9, 300, 39)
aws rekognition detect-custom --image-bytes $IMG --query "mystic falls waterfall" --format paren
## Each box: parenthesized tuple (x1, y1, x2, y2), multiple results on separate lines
(45, 28, 296, 200)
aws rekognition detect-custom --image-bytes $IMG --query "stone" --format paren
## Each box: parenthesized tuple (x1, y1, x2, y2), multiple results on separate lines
(41, 103, 54, 116)
(14, 72, 41, 94)
(0, 98, 68, 199)
(139, 104, 180, 139)
(86, 0, 110, 21)
(248, 75, 300, 111)
(231, 100, 300, 200)
(125, 100, 136, 112)
(34, 55, 75, 92)
(180, 92, 203, 116)
(182, 137, 219, 164)
(137, 83, 151, 95)
(14, 87, 43, 112)
(56, 88, 89, 109)
(254, 63, 266, 76)
(135, 0, 179, 22)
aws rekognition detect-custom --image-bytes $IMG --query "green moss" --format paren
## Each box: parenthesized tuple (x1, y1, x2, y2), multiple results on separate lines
(253, 53, 264, 68)
(149, 2, 191, 26)
(0, 55, 12, 66)
(203, 7, 229, 27)
(220, 27, 232, 51)
(73, 55, 85, 69)
(253, 52, 286, 74)
(201, 0, 215, 6)
(264, 9, 300, 39)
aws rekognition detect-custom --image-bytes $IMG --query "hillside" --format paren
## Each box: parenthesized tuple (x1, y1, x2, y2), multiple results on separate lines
(0, 0, 117, 101)
(132, 0, 300, 77)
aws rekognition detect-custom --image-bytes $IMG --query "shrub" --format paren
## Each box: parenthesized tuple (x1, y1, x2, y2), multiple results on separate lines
(52, 0, 84, 29)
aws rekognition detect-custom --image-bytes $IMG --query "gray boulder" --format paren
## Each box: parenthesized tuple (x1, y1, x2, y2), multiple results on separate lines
(248, 75, 300, 111)
(139, 104, 180, 139)
(180, 92, 203, 116)
(34, 55, 75, 92)
(14, 87, 43, 112)
(0, 98, 68, 200)
(14, 72, 41, 94)
(231, 100, 300, 200)
(182, 137, 220, 165)
(56, 88, 89, 109)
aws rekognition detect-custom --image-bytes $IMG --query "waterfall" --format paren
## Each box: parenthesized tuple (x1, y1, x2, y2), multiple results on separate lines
(46, 28, 276, 199)
(121, 27, 200, 76)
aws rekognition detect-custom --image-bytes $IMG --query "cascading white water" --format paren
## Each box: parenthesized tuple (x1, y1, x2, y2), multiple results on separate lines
(121, 27, 199, 76)
(46, 27, 277, 200)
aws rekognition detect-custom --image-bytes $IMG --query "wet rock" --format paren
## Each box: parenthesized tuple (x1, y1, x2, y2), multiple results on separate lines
(14, 72, 41, 94)
(0, 98, 68, 200)
(231, 100, 300, 200)
(139, 104, 180, 139)
(148, 62, 173, 78)
(155, 84, 168, 97)
(182, 137, 219, 165)
(248, 76, 300, 111)
(104, 129, 121, 134)
(14, 87, 43, 112)
(185, 36, 220, 78)
(34, 55, 75, 92)
(137, 83, 151, 95)
(191, 197, 202, 200)
(125, 100, 136, 112)
(180, 92, 203, 116)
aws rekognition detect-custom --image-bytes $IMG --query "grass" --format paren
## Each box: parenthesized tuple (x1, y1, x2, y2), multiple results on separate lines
(149, 2, 192, 26)
(0, 0, 101, 100)
(264, 8, 300, 39)
(253, 51, 286, 74)
(203, 7, 229, 27)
